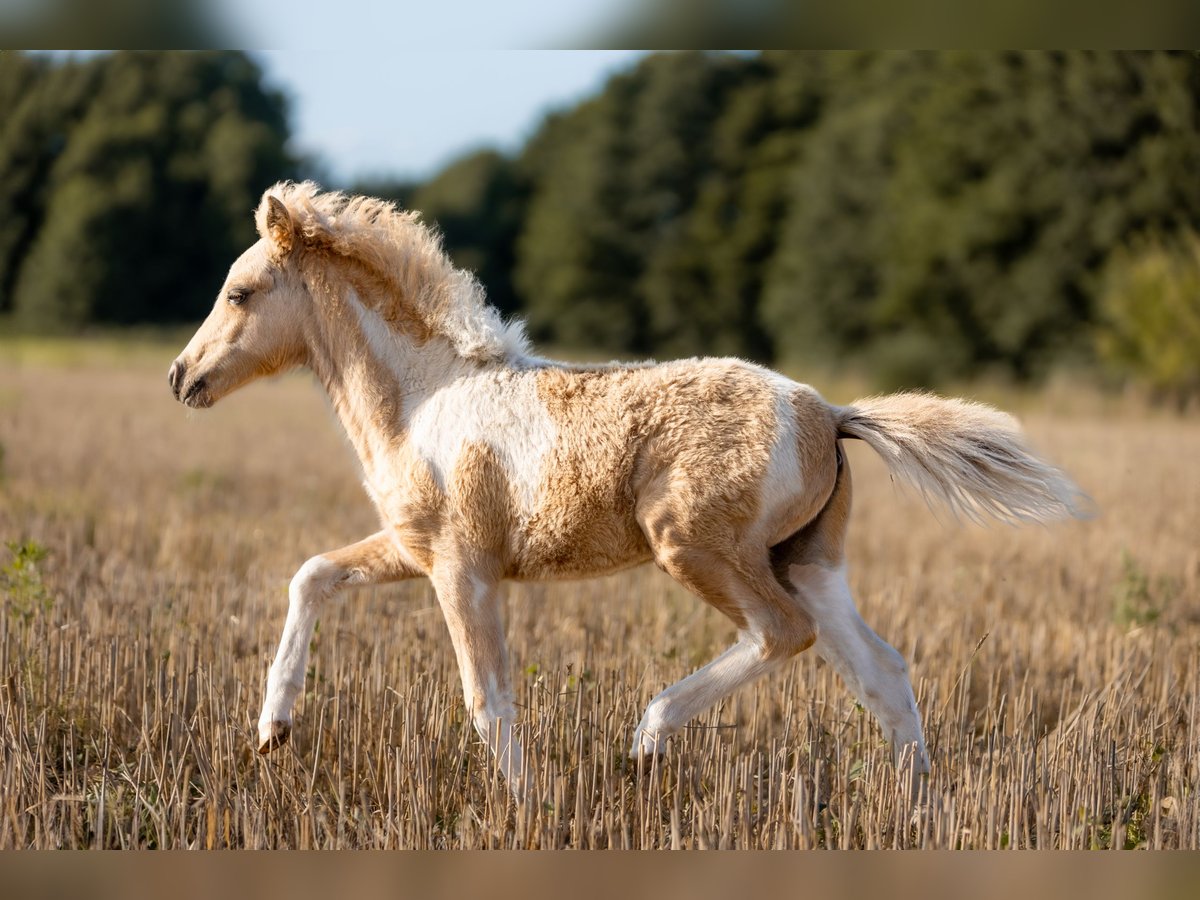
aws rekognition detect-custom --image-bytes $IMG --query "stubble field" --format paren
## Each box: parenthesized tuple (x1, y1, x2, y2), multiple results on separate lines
(0, 340, 1197, 848)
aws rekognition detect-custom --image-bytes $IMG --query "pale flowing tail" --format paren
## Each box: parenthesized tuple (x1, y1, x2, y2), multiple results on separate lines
(835, 392, 1090, 525)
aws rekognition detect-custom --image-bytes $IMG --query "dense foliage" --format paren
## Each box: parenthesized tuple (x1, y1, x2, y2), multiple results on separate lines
(6, 51, 1200, 391)
(0, 51, 295, 329)
(368, 51, 1200, 388)
(1097, 230, 1200, 404)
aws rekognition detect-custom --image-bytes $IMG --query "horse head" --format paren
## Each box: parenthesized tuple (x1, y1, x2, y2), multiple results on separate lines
(169, 192, 310, 408)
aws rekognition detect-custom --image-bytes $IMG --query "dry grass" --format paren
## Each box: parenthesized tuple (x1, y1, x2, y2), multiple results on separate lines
(0, 343, 1197, 849)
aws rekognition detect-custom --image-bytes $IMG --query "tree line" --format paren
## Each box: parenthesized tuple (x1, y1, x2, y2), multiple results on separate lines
(0, 51, 294, 329)
(4, 51, 1199, 392)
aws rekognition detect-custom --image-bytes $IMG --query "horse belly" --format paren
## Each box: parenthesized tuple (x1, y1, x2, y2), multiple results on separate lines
(510, 492, 652, 580)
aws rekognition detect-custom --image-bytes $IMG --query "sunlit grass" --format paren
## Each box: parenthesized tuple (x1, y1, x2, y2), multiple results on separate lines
(0, 328, 195, 369)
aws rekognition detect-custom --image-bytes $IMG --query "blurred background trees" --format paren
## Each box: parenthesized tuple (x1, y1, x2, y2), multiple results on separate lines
(0, 51, 294, 329)
(1096, 230, 1200, 405)
(4, 50, 1200, 397)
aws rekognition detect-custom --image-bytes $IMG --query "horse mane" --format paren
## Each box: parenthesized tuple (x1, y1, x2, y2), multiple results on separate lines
(258, 181, 530, 363)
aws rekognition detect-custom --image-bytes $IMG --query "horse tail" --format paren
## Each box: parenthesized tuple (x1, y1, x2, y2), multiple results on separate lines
(833, 391, 1090, 525)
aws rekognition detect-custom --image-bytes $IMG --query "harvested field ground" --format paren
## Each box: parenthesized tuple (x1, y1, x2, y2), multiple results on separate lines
(0, 341, 1197, 848)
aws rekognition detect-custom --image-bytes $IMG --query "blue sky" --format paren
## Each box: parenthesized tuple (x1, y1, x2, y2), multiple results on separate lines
(217, 0, 642, 52)
(40, 49, 654, 184)
(251, 51, 651, 185)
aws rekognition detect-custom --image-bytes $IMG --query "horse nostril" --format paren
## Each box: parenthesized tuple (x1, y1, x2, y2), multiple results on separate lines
(168, 360, 184, 398)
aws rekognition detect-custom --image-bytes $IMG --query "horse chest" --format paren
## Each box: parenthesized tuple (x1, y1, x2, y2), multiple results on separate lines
(403, 376, 557, 510)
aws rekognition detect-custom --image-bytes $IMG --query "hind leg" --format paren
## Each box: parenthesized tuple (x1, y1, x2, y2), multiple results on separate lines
(630, 543, 818, 758)
(788, 561, 929, 779)
(773, 446, 929, 789)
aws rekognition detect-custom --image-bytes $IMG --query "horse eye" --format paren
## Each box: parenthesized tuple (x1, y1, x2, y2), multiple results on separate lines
(227, 289, 251, 306)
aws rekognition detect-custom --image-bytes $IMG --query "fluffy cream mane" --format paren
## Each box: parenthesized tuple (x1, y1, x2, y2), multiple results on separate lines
(257, 181, 530, 363)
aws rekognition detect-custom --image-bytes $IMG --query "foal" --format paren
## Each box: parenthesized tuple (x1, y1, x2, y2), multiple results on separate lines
(169, 182, 1086, 792)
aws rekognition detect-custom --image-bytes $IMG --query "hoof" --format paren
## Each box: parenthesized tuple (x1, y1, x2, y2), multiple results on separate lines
(258, 720, 291, 755)
(629, 730, 668, 762)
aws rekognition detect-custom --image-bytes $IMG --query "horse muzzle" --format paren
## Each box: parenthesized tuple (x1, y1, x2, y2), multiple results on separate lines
(168, 359, 213, 409)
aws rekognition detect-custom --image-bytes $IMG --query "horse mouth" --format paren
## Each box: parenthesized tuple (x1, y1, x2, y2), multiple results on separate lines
(181, 379, 213, 409)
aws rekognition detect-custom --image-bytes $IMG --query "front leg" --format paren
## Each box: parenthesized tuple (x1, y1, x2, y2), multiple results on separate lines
(429, 562, 524, 795)
(258, 531, 421, 753)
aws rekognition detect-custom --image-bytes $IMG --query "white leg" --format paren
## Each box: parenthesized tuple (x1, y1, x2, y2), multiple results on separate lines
(258, 532, 418, 753)
(631, 634, 783, 758)
(258, 556, 335, 749)
(787, 561, 929, 780)
(628, 539, 816, 760)
(430, 565, 525, 796)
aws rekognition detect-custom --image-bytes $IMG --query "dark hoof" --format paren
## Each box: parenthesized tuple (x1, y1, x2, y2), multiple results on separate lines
(258, 721, 291, 754)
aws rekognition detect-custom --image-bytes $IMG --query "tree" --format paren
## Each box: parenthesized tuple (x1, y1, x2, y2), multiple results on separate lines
(764, 51, 1200, 386)
(7, 51, 295, 330)
(9, 50, 1200, 388)
(1097, 231, 1200, 404)
(513, 84, 647, 352)
(410, 150, 525, 318)
(0, 53, 100, 315)
(641, 52, 826, 360)
(515, 52, 750, 355)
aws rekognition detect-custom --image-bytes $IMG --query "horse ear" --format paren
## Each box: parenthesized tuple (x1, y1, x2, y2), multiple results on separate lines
(258, 194, 295, 257)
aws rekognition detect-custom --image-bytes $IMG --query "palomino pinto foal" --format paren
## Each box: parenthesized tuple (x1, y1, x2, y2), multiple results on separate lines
(169, 182, 1086, 796)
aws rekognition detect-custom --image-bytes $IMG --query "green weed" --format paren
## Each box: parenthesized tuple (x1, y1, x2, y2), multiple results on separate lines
(1, 539, 53, 622)
(1112, 550, 1165, 630)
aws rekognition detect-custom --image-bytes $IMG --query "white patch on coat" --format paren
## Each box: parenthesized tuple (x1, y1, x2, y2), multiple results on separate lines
(348, 291, 557, 513)
(759, 374, 807, 544)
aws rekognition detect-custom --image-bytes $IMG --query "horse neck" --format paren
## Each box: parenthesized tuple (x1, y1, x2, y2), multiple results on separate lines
(303, 283, 483, 469)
